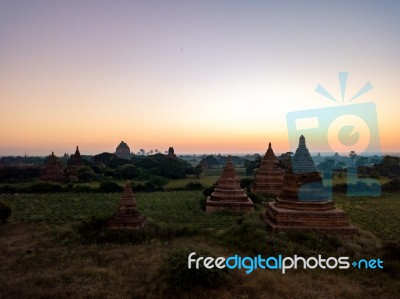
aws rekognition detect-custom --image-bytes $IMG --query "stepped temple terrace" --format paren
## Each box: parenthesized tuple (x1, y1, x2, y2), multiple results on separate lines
(107, 181, 147, 230)
(41, 152, 65, 182)
(251, 142, 284, 197)
(264, 135, 356, 234)
(206, 156, 254, 212)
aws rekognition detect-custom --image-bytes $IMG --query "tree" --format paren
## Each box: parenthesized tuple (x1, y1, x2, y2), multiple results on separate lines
(118, 164, 138, 179)
(159, 158, 186, 178)
(92, 152, 117, 166)
(204, 156, 219, 168)
(349, 151, 357, 166)
(78, 166, 95, 181)
(279, 152, 293, 170)
(140, 149, 145, 156)
(108, 158, 130, 169)
(194, 164, 203, 179)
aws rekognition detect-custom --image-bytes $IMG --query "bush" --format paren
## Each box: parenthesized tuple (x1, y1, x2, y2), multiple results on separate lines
(219, 212, 267, 254)
(240, 178, 253, 192)
(381, 241, 400, 261)
(383, 178, 400, 191)
(28, 182, 63, 193)
(73, 185, 97, 193)
(0, 201, 12, 224)
(99, 181, 124, 193)
(0, 185, 18, 194)
(247, 192, 263, 204)
(164, 246, 230, 292)
(118, 164, 138, 180)
(145, 175, 168, 191)
(77, 166, 96, 181)
(202, 186, 215, 197)
(199, 196, 207, 211)
(185, 182, 203, 190)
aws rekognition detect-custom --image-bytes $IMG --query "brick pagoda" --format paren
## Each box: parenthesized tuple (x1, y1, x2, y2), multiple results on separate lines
(107, 181, 147, 230)
(264, 135, 356, 234)
(251, 142, 284, 197)
(206, 156, 254, 212)
(67, 146, 84, 180)
(41, 152, 65, 182)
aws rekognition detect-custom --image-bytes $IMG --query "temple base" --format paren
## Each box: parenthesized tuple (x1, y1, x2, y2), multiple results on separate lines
(107, 215, 147, 230)
(206, 196, 255, 212)
(264, 201, 356, 234)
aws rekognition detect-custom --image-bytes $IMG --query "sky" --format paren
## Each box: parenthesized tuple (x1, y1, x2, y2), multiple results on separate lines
(0, 0, 399, 156)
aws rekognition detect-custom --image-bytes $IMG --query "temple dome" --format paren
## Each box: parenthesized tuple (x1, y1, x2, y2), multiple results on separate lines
(116, 141, 131, 160)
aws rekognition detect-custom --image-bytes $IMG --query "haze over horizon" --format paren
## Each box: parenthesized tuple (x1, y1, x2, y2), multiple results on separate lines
(1, 1, 399, 156)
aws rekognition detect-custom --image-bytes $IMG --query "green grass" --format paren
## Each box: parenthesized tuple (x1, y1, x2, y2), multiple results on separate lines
(3, 190, 400, 241)
(1, 190, 400, 298)
(335, 192, 400, 241)
(1, 191, 238, 230)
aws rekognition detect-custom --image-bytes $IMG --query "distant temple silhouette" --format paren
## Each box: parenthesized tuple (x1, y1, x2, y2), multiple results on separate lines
(116, 141, 131, 160)
(67, 146, 84, 181)
(41, 152, 65, 182)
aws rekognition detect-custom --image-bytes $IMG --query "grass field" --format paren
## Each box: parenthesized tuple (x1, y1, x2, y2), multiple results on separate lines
(1, 188, 400, 298)
(2, 191, 399, 240)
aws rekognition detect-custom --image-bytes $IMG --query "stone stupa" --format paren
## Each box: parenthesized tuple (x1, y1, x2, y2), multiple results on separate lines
(251, 142, 284, 197)
(206, 156, 254, 212)
(107, 181, 147, 230)
(264, 135, 356, 233)
(41, 152, 65, 182)
(67, 146, 84, 180)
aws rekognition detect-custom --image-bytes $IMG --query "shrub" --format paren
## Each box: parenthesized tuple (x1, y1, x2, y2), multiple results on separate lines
(202, 186, 215, 197)
(73, 185, 97, 193)
(0, 201, 12, 224)
(247, 192, 263, 204)
(28, 182, 63, 193)
(77, 166, 96, 181)
(99, 181, 123, 193)
(118, 164, 138, 179)
(185, 182, 203, 190)
(145, 175, 168, 191)
(382, 178, 400, 191)
(219, 212, 267, 254)
(240, 178, 253, 192)
(164, 246, 230, 292)
(0, 185, 18, 194)
(381, 241, 400, 261)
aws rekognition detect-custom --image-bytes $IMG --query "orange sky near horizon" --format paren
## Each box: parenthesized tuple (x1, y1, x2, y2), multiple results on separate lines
(1, 1, 400, 156)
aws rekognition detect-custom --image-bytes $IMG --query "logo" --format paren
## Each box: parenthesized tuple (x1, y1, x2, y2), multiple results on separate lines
(188, 252, 384, 274)
(286, 72, 381, 197)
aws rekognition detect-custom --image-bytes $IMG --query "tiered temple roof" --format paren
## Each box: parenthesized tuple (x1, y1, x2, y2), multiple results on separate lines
(251, 143, 284, 197)
(292, 135, 318, 173)
(206, 156, 254, 212)
(264, 136, 356, 234)
(107, 181, 147, 230)
(41, 152, 65, 182)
